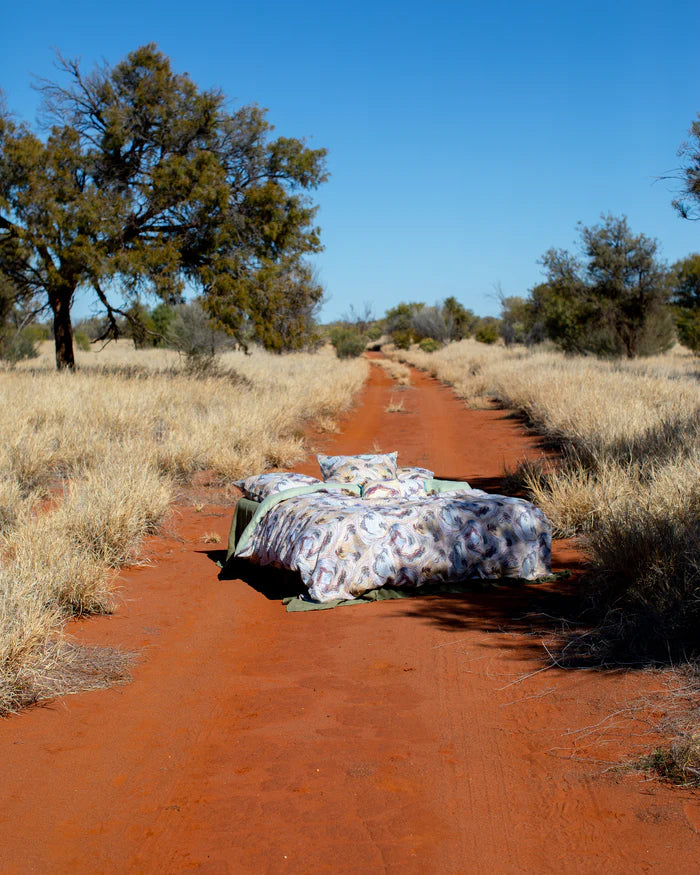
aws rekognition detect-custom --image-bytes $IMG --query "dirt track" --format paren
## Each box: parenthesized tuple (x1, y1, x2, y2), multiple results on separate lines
(1, 361, 698, 873)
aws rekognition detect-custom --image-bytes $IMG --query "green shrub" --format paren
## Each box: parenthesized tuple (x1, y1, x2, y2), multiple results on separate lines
(329, 326, 366, 358)
(676, 308, 700, 354)
(366, 323, 383, 341)
(0, 329, 39, 362)
(391, 329, 413, 350)
(74, 329, 91, 352)
(418, 337, 441, 353)
(23, 324, 50, 343)
(474, 323, 499, 344)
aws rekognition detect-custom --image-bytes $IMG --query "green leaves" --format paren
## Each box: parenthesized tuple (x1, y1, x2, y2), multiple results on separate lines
(534, 216, 673, 358)
(0, 44, 328, 367)
(673, 115, 700, 221)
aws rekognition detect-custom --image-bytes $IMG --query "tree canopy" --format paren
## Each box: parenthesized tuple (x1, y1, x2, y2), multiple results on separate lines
(0, 44, 327, 368)
(673, 113, 700, 221)
(531, 215, 673, 357)
(669, 253, 700, 353)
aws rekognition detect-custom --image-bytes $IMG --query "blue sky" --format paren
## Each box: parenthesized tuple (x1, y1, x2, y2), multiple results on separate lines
(2, 0, 699, 322)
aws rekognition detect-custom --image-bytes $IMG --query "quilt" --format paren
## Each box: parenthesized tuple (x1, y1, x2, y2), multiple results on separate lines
(233, 483, 552, 603)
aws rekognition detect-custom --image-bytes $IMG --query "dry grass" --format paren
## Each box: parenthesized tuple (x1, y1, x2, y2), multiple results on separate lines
(369, 356, 412, 386)
(633, 665, 700, 787)
(385, 398, 406, 413)
(0, 342, 368, 714)
(390, 339, 700, 658)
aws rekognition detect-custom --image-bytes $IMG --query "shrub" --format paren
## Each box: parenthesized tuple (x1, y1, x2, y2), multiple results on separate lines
(329, 326, 366, 358)
(170, 301, 234, 361)
(22, 324, 50, 343)
(676, 308, 700, 354)
(74, 329, 91, 352)
(418, 337, 441, 353)
(474, 320, 500, 344)
(411, 306, 449, 342)
(391, 329, 413, 350)
(0, 329, 39, 362)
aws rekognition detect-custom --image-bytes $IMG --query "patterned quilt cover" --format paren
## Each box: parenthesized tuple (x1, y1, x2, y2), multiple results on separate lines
(234, 484, 552, 603)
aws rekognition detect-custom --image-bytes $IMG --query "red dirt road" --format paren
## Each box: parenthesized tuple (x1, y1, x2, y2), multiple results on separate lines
(1, 362, 698, 873)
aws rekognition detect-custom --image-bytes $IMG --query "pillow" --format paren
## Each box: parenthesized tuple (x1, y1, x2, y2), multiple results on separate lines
(396, 465, 434, 482)
(362, 478, 427, 500)
(235, 471, 321, 502)
(424, 479, 486, 497)
(316, 452, 398, 486)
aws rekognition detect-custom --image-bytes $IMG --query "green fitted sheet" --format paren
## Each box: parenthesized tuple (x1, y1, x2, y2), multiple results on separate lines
(226, 497, 260, 560)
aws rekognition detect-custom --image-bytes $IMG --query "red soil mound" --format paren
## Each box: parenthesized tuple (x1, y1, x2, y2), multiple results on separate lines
(0, 361, 697, 873)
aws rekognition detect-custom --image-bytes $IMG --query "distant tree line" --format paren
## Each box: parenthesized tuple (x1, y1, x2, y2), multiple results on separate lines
(326, 213, 699, 360)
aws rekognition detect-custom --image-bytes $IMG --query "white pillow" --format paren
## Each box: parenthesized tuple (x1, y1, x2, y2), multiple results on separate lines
(235, 472, 321, 502)
(316, 452, 398, 486)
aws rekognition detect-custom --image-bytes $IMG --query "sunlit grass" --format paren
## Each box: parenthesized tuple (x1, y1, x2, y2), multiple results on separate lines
(389, 339, 700, 659)
(0, 343, 368, 713)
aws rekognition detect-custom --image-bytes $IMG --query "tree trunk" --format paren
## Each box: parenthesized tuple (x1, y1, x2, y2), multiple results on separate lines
(52, 292, 76, 370)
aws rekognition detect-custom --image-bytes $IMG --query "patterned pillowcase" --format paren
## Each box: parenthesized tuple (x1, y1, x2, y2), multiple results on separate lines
(235, 472, 321, 502)
(316, 452, 398, 486)
(396, 465, 434, 482)
(362, 478, 427, 500)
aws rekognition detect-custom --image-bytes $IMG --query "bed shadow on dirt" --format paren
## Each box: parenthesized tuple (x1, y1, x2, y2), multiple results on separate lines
(393, 579, 584, 641)
(208, 551, 641, 669)
(214, 554, 306, 601)
(213, 552, 592, 656)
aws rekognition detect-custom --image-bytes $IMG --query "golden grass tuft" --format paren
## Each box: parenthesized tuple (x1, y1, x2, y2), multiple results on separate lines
(370, 356, 412, 386)
(0, 476, 26, 536)
(385, 397, 406, 413)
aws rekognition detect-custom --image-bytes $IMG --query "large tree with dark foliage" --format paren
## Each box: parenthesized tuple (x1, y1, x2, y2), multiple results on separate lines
(533, 215, 674, 357)
(0, 44, 327, 368)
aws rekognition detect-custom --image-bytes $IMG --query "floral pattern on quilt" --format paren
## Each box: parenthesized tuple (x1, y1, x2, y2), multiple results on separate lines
(317, 452, 398, 485)
(396, 465, 434, 482)
(362, 478, 426, 500)
(236, 490, 552, 602)
(235, 471, 321, 502)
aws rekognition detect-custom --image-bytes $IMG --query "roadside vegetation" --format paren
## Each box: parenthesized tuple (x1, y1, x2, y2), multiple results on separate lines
(389, 338, 699, 658)
(387, 337, 699, 783)
(0, 345, 367, 714)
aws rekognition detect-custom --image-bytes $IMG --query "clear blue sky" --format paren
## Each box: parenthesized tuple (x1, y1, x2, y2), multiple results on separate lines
(2, 0, 699, 322)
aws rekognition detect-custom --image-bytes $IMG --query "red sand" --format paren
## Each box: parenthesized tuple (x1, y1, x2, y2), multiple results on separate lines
(0, 361, 698, 873)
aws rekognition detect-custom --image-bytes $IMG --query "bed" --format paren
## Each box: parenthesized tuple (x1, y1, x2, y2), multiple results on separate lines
(223, 453, 553, 604)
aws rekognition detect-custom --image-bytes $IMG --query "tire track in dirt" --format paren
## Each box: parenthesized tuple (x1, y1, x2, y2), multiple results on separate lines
(0, 359, 698, 873)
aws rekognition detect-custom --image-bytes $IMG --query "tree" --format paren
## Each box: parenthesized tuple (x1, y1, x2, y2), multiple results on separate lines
(670, 253, 700, 309)
(411, 305, 449, 343)
(669, 253, 700, 353)
(672, 113, 700, 221)
(151, 302, 176, 347)
(384, 301, 424, 348)
(0, 45, 327, 369)
(442, 296, 476, 340)
(533, 216, 673, 357)
(473, 316, 501, 344)
(499, 295, 538, 345)
(124, 301, 156, 349)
